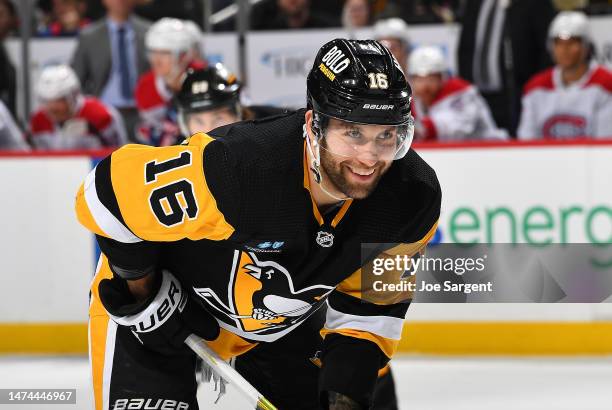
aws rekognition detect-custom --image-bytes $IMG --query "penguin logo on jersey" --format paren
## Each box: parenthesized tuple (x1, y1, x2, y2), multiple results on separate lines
(194, 251, 333, 337)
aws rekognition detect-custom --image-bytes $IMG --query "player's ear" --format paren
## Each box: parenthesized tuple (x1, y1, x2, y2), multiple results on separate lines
(304, 109, 316, 142)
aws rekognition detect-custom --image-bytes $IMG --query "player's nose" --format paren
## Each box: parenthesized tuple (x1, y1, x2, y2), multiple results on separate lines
(354, 156, 378, 168)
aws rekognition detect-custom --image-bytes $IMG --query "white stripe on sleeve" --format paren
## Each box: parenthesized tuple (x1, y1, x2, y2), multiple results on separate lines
(83, 167, 142, 243)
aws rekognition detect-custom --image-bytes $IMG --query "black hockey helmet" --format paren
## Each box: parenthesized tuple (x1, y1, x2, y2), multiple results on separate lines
(175, 64, 241, 135)
(176, 64, 241, 115)
(307, 38, 412, 126)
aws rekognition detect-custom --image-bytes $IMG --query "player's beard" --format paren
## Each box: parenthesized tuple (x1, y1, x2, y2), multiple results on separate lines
(319, 139, 391, 199)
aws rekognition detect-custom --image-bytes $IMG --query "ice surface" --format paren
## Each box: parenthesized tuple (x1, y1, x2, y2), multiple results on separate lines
(0, 355, 611, 409)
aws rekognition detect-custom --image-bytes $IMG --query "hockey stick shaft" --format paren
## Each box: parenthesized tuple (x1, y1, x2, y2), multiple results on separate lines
(185, 334, 277, 410)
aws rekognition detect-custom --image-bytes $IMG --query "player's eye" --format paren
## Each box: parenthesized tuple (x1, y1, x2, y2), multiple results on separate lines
(345, 128, 362, 139)
(377, 130, 394, 140)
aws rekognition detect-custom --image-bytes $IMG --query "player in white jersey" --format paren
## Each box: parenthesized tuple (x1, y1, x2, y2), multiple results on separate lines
(30, 65, 127, 150)
(408, 46, 508, 142)
(518, 11, 612, 140)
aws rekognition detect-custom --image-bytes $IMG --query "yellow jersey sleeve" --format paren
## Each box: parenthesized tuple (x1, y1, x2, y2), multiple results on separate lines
(75, 133, 235, 242)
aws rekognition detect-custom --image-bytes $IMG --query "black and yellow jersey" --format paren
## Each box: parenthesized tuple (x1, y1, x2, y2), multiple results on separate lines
(76, 109, 440, 364)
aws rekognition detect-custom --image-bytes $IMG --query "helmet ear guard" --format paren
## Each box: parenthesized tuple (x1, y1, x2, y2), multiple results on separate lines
(310, 111, 328, 144)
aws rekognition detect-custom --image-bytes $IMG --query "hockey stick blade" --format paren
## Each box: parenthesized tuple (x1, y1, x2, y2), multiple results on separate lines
(185, 334, 278, 410)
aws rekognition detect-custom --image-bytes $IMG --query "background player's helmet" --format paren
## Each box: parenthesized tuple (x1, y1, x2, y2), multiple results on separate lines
(175, 64, 241, 135)
(374, 18, 411, 47)
(407, 46, 447, 77)
(145, 18, 193, 56)
(36, 64, 81, 110)
(307, 38, 412, 127)
(548, 11, 591, 43)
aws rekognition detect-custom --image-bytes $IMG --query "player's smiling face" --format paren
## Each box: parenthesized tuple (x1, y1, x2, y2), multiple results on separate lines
(319, 118, 394, 199)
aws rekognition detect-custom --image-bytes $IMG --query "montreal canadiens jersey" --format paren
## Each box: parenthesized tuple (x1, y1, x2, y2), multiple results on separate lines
(76, 109, 441, 363)
(29, 96, 127, 150)
(413, 77, 508, 142)
(518, 62, 612, 139)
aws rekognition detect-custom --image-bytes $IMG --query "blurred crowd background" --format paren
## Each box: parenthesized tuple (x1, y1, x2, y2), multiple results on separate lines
(1, 0, 612, 151)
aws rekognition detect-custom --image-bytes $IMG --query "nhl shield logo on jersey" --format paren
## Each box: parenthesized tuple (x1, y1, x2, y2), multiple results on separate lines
(193, 251, 333, 340)
(316, 230, 334, 248)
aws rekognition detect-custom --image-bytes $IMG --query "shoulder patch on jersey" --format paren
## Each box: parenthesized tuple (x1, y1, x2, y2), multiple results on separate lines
(135, 71, 165, 111)
(431, 77, 472, 106)
(523, 68, 554, 96)
(584, 66, 612, 93)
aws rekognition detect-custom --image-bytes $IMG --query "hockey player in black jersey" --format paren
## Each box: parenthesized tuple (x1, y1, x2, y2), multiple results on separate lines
(177, 63, 401, 408)
(76, 38, 441, 409)
(175, 64, 288, 138)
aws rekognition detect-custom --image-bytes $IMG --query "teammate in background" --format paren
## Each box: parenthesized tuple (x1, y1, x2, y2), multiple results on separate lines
(175, 64, 288, 138)
(0, 100, 28, 151)
(408, 46, 508, 142)
(135, 18, 206, 146)
(518, 11, 612, 139)
(176, 66, 239, 136)
(373, 17, 411, 76)
(30, 65, 127, 150)
(76, 39, 440, 409)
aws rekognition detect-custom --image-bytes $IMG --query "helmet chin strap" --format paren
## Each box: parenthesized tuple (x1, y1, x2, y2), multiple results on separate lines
(303, 124, 349, 202)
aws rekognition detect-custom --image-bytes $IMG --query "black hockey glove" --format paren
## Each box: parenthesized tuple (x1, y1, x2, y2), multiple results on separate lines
(319, 334, 383, 409)
(98, 270, 220, 356)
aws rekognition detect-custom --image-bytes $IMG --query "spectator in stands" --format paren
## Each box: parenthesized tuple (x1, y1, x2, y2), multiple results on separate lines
(458, 0, 556, 135)
(373, 17, 411, 76)
(71, 0, 150, 141)
(251, 0, 338, 30)
(132, 0, 203, 26)
(0, 0, 17, 117)
(0, 100, 28, 151)
(585, 0, 612, 15)
(381, 0, 458, 24)
(29, 65, 127, 150)
(134, 18, 205, 146)
(342, 0, 373, 28)
(409, 46, 508, 142)
(518, 11, 612, 139)
(37, 0, 90, 37)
